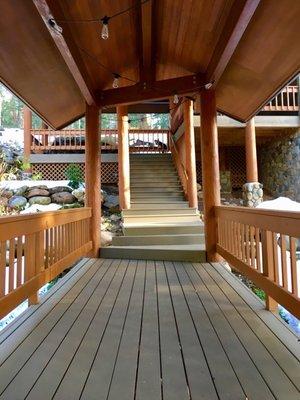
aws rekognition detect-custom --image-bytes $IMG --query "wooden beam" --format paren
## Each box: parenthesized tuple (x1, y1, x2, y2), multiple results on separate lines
(85, 104, 101, 257)
(137, 0, 156, 82)
(245, 118, 258, 182)
(206, 0, 260, 85)
(184, 99, 198, 208)
(33, 0, 95, 106)
(97, 74, 204, 107)
(117, 106, 131, 210)
(199, 89, 221, 262)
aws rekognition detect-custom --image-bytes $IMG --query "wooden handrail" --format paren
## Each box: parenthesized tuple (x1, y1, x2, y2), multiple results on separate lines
(0, 208, 92, 319)
(169, 133, 188, 181)
(30, 129, 171, 154)
(263, 85, 299, 112)
(215, 205, 300, 319)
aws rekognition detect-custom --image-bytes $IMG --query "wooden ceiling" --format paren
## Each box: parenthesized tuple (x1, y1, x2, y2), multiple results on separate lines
(0, 0, 299, 128)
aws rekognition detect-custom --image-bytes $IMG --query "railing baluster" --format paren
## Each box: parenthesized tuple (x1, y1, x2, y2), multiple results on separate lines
(280, 234, 288, 290)
(289, 237, 298, 296)
(0, 241, 6, 296)
(16, 236, 23, 286)
(272, 232, 279, 284)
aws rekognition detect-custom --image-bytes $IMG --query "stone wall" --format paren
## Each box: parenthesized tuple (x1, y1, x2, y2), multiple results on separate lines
(259, 130, 300, 201)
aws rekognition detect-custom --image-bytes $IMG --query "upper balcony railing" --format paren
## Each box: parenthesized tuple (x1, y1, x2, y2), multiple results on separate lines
(30, 129, 170, 154)
(262, 85, 299, 112)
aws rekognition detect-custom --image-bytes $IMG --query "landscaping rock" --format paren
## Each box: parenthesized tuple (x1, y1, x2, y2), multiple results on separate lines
(2, 189, 13, 199)
(27, 188, 50, 198)
(14, 185, 29, 197)
(72, 188, 85, 203)
(29, 196, 51, 206)
(51, 192, 76, 204)
(48, 186, 72, 195)
(242, 182, 263, 207)
(103, 194, 119, 211)
(0, 197, 8, 207)
(8, 195, 27, 209)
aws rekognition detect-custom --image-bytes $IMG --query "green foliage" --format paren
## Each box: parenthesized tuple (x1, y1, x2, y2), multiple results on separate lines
(65, 164, 83, 189)
(252, 287, 266, 301)
(17, 156, 31, 172)
(31, 172, 43, 180)
(279, 308, 290, 324)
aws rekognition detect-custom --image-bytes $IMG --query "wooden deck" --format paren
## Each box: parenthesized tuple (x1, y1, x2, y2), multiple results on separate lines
(0, 258, 299, 400)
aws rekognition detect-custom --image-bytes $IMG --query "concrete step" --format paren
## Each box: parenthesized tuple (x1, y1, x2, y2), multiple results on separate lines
(122, 207, 198, 216)
(130, 174, 178, 179)
(131, 182, 180, 188)
(131, 196, 185, 202)
(101, 244, 206, 262)
(130, 177, 179, 182)
(130, 202, 189, 209)
(112, 233, 204, 246)
(131, 188, 182, 194)
(123, 222, 204, 236)
(123, 215, 200, 224)
(130, 154, 171, 159)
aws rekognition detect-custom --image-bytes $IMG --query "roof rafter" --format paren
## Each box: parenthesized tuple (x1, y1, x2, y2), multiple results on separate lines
(206, 0, 260, 86)
(96, 74, 205, 107)
(33, 0, 95, 106)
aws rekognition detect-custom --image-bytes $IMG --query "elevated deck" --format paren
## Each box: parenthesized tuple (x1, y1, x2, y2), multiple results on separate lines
(0, 258, 299, 399)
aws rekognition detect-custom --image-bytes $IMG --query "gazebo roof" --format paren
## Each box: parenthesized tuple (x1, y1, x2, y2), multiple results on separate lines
(0, 0, 299, 129)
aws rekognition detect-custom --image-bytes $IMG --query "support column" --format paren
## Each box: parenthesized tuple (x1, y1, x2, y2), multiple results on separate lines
(41, 121, 48, 147)
(85, 104, 101, 257)
(199, 89, 221, 262)
(117, 105, 130, 210)
(243, 118, 263, 207)
(184, 99, 198, 208)
(23, 106, 32, 160)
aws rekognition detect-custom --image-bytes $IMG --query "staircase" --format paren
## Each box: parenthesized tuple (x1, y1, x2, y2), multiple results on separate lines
(101, 153, 206, 261)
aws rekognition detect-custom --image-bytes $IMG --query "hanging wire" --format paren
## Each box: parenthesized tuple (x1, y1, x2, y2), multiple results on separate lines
(53, 0, 150, 24)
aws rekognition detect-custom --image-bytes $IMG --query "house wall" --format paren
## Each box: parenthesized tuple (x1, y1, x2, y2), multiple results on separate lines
(259, 130, 300, 201)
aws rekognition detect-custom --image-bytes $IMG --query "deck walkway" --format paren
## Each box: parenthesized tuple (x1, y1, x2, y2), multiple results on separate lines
(0, 258, 299, 400)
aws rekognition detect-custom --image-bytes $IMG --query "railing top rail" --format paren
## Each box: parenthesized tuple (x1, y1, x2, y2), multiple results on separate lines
(0, 207, 92, 241)
(30, 128, 170, 133)
(215, 205, 300, 237)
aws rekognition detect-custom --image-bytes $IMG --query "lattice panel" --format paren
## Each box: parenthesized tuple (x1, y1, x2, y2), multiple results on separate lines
(196, 146, 246, 190)
(32, 163, 118, 183)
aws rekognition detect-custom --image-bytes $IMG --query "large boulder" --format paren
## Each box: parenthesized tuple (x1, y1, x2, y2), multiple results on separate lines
(49, 186, 72, 195)
(51, 192, 76, 204)
(0, 197, 8, 207)
(27, 188, 50, 198)
(8, 195, 27, 209)
(29, 196, 51, 206)
(2, 189, 13, 199)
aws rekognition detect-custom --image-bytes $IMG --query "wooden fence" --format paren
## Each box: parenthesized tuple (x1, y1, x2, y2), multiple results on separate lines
(0, 208, 92, 319)
(30, 129, 170, 153)
(215, 206, 300, 319)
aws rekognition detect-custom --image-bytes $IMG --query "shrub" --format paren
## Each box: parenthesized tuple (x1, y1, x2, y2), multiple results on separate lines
(65, 164, 83, 189)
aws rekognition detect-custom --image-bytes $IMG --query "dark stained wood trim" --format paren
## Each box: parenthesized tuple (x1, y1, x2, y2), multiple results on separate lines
(97, 74, 205, 107)
(206, 0, 260, 85)
(33, 0, 95, 106)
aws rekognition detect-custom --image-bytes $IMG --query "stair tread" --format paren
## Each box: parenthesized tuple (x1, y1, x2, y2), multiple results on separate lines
(105, 244, 205, 250)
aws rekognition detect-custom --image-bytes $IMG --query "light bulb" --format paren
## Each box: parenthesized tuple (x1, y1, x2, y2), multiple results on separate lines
(173, 94, 179, 104)
(113, 74, 120, 88)
(205, 82, 213, 90)
(101, 16, 110, 40)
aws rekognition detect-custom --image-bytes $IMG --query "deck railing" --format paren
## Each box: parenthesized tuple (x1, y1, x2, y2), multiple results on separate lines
(215, 206, 300, 319)
(0, 208, 92, 319)
(30, 129, 170, 153)
(262, 85, 299, 112)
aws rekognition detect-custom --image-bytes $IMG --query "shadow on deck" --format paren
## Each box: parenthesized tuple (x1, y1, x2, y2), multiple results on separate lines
(0, 259, 299, 400)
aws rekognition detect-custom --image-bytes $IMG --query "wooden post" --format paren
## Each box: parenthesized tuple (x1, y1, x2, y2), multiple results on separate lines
(184, 99, 198, 208)
(41, 121, 48, 147)
(23, 106, 32, 160)
(261, 230, 278, 311)
(199, 89, 221, 262)
(117, 105, 131, 210)
(245, 118, 258, 182)
(85, 104, 101, 257)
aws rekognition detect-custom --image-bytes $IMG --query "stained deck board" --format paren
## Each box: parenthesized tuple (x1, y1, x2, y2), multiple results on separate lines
(0, 258, 299, 400)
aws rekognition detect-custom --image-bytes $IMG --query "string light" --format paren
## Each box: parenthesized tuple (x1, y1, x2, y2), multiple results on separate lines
(173, 93, 179, 104)
(100, 16, 110, 39)
(112, 73, 121, 88)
